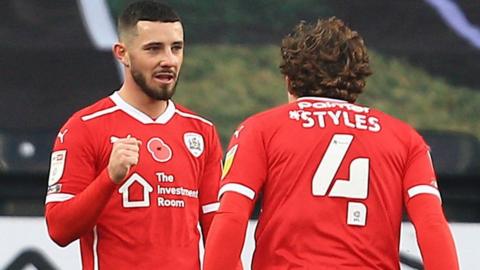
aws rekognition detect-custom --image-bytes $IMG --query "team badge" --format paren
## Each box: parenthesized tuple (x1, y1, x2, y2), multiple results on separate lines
(48, 150, 66, 185)
(222, 144, 238, 179)
(184, 132, 204, 157)
(147, 137, 172, 162)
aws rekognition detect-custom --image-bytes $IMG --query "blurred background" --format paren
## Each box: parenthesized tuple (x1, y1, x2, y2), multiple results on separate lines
(0, 0, 479, 269)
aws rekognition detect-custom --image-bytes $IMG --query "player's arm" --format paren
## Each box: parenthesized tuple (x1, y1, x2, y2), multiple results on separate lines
(203, 192, 254, 270)
(403, 130, 459, 270)
(406, 194, 458, 270)
(198, 127, 223, 241)
(45, 137, 141, 246)
(46, 169, 116, 246)
(204, 121, 266, 270)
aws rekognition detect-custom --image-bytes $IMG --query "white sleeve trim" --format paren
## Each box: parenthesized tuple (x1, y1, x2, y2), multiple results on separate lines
(45, 193, 75, 204)
(202, 202, 220, 214)
(219, 183, 256, 200)
(408, 185, 442, 201)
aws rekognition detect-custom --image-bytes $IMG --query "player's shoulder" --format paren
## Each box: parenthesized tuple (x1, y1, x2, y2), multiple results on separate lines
(241, 102, 298, 128)
(368, 107, 417, 134)
(70, 95, 115, 122)
(367, 106, 426, 148)
(62, 95, 115, 130)
(173, 103, 215, 127)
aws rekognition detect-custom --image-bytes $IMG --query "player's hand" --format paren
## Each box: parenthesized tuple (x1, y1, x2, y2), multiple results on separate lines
(107, 137, 142, 184)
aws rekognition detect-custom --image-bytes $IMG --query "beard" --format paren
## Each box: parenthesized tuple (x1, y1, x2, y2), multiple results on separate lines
(131, 68, 178, 101)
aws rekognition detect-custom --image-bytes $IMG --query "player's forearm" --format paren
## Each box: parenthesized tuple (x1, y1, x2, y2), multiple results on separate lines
(45, 169, 117, 246)
(203, 211, 248, 270)
(203, 192, 252, 270)
(407, 195, 459, 270)
(416, 219, 459, 269)
(200, 212, 215, 242)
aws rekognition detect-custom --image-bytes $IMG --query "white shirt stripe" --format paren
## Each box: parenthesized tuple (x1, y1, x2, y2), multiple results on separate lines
(408, 185, 442, 202)
(93, 226, 99, 270)
(175, 109, 213, 126)
(81, 106, 120, 121)
(45, 193, 75, 204)
(219, 183, 256, 200)
(202, 202, 220, 214)
(297, 96, 348, 103)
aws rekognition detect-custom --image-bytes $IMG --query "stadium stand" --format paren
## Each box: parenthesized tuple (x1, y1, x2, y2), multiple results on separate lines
(420, 130, 480, 222)
(0, 0, 120, 216)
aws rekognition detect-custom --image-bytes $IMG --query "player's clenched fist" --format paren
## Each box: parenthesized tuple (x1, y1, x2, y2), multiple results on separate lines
(108, 137, 142, 184)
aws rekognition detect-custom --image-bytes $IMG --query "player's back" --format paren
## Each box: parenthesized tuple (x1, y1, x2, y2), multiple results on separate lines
(245, 97, 430, 269)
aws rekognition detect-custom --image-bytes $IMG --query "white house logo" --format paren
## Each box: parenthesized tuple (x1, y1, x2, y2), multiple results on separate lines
(184, 132, 204, 157)
(118, 173, 153, 208)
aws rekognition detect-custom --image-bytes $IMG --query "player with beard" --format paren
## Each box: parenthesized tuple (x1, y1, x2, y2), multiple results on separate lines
(44, 2, 223, 269)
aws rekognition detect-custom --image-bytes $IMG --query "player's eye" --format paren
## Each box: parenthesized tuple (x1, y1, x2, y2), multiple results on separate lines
(146, 46, 160, 52)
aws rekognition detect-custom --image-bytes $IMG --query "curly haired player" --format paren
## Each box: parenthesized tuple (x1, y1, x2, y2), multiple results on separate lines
(204, 17, 459, 270)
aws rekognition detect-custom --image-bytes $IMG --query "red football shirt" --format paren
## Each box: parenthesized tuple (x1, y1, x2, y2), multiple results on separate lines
(45, 92, 222, 270)
(220, 97, 442, 269)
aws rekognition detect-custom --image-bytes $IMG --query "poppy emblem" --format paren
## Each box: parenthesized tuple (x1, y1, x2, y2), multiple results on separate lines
(147, 137, 172, 162)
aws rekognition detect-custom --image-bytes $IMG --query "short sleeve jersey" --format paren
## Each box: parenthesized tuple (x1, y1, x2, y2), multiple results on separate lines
(45, 92, 222, 270)
(220, 97, 440, 270)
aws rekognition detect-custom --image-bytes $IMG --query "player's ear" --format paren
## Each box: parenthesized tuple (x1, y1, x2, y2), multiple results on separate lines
(113, 43, 130, 68)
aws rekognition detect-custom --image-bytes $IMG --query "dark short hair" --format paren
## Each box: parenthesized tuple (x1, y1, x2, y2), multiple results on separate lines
(117, 1, 181, 40)
(280, 17, 372, 102)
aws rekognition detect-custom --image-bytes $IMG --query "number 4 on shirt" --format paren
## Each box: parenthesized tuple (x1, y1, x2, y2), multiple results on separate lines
(312, 134, 369, 226)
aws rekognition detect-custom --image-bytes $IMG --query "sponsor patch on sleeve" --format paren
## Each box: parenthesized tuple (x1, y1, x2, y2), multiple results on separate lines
(222, 145, 238, 179)
(47, 183, 62, 194)
(48, 150, 66, 185)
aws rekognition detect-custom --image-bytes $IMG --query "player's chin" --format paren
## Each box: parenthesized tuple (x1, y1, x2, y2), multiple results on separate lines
(156, 86, 175, 100)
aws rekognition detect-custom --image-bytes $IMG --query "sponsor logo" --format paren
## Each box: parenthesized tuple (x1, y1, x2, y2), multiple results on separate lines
(48, 150, 66, 185)
(118, 173, 153, 208)
(222, 145, 238, 179)
(57, 129, 68, 143)
(47, 184, 62, 194)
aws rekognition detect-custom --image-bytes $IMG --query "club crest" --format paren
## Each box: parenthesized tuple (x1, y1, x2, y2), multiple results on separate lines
(184, 132, 204, 157)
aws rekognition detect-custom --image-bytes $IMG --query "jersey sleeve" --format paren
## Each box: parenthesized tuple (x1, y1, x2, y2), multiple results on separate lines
(402, 129, 459, 269)
(45, 115, 98, 203)
(219, 118, 267, 201)
(402, 128, 441, 204)
(44, 115, 119, 246)
(203, 192, 252, 270)
(406, 195, 459, 269)
(198, 125, 223, 238)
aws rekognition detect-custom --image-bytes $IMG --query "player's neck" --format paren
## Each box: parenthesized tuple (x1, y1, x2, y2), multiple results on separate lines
(117, 85, 168, 120)
(287, 92, 298, 103)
